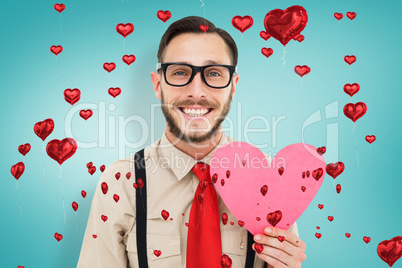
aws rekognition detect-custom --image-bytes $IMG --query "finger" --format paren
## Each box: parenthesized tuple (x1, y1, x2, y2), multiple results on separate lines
(264, 227, 306, 250)
(254, 234, 296, 257)
(253, 243, 288, 268)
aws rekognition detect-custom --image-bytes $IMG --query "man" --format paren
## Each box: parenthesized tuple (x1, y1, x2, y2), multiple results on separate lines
(78, 16, 306, 268)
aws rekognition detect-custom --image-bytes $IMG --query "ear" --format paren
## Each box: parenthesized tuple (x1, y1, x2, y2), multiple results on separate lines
(231, 73, 239, 98)
(151, 71, 162, 99)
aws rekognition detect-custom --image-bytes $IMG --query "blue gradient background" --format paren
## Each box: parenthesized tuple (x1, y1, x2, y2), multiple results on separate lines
(1, 0, 401, 267)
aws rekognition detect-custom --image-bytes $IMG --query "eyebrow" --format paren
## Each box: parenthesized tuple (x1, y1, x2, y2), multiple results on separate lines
(169, 60, 227, 65)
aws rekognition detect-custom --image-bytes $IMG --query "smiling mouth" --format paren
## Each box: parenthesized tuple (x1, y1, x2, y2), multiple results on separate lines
(178, 107, 213, 117)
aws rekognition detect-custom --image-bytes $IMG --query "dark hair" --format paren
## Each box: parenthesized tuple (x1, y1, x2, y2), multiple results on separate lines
(157, 16, 238, 66)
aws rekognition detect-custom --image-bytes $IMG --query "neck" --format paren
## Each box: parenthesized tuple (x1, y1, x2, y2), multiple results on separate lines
(165, 126, 223, 160)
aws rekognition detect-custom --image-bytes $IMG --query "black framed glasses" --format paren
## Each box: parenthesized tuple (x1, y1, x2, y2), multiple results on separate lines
(156, 62, 237, 89)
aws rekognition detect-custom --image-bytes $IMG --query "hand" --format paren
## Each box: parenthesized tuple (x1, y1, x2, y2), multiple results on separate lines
(253, 227, 306, 268)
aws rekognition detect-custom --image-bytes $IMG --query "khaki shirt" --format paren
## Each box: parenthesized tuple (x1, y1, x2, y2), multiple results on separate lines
(77, 131, 298, 268)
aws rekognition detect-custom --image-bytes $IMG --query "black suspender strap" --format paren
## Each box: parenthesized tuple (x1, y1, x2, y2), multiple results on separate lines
(245, 231, 256, 268)
(134, 149, 148, 268)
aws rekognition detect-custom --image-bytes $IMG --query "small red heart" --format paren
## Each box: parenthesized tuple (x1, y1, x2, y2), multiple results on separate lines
(198, 192, 205, 203)
(92, 234, 97, 239)
(50, 45, 63, 55)
(222, 213, 228, 225)
(100, 165, 105, 172)
(46, 138, 77, 165)
(212, 173, 218, 183)
(54, 3, 65, 13)
(315, 233, 322, 239)
(316, 226, 320, 230)
(346, 12, 356, 20)
(17, 266, 25, 268)
(266, 210, 282, 227)
(318, 204, 324, 210)
(86, 162, 93, 169)
(108, 87, 121, 98)
(34, 118, 54, 141)
(302, 172, 305, 178)
(81, 190, 87, 198)
(260, 31, 271, 41)
(232, 15, 254, 33)
(238, 220, 245, 227)
(261, 48, 273, 58)
(156, 10, 171, 23)
(64, 88, 81, 105)
(154, 250, 162, 257)
(336, 184, 341, 194)
(161, 210, 169, 220)
(221, 179, 225, 186)
(133, 183, 138, 189)
(220, 254, 232, 268)
(18, 143, 31, 156)
(301, 186, 306, 192)
(345, 233, 351, 238)
(116, 23, 134, 37)
(294, 65, 311, 77)
(54, 232, 63, 242)
(226, 170, 230, 178)
(230, 222, 234, 226)
(101, 182, 108, 194)
(103, 62, 116, 73)
(260, 185, 268, 196)
(278, 236, 285, 242)
(126, 172, 131, 180)
(88, 166, 96, 175)
(377, 236, 402, 267)
(122, 55, 136, 65)
(306, 171, 310, 178)
(101, 215, 108, 222)
(344, 55, 356, 65)
(72, 201, 78, 211)
(255, 243, 264, 254)
(113, 194, 120, 203)
(199, 25, 208, 32)
(334, 12, 343, 20)
(365, 135, 376, 144)
(363, 236, 371, 244)
(115, 172, 121, 180)
(278, 167, 284, 176)
(328, 216, 334, 222)
(137, 178, 144, 189)
(170, 218, 173, 221)
(312, 168, 323, 181)
(316, 146, 326, 156)
(185, 223, 189, 227)
(343, 83, 360, 97)
(256, 217, 261, 221)
(79, 109, 93, 120)
(326, 162, 345, 179)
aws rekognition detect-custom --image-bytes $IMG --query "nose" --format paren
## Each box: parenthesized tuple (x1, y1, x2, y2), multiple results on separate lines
(186, 72, 207, 99)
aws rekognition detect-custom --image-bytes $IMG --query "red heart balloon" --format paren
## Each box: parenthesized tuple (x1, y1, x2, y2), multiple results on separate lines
(220, 254, 232, 268)
(316, 146, 326, 155)
(100, 165, 105, 172)
(101, 182, 108, 194)
(334, 13, 343, 20)
(278, 236, 285, 242)
(315, 233, 322, 239)
(54, 3, 65, 13)
(108, 87, 121, 98)
(156, 10, 171, 23)
(377, 236, 402, 267)
(363, 236, 371, 244)
(365, 135, 376, 144)
(101, 215, 108, 222)
(328, 216, 334, 222)
(86, 162, 93, 169)
(126, 172, 131, 180)
(318, 204, 324, 210)
(325, 162, 345, 179)
(154, 250, 162, 257)
(231, 15, 254, 33)
(199, 25, 208, 32)
(54, 232, 63, 242)
(343, 102, 367, 122)
(11, 162, 25, 180)
(122, 55, 136, 65)
(103, 62, 116, 73)
(260, 31, 271, 41)
(137, 178, 144, 189)
(115, 172, 121, 180)
(222, 213, 228, 225)
(34, 118, 54, 141)
(46, 138, 77, 165)
(161, 210, 169, 220)
(72, 201, 78, 211)
(92, 234, 97, 239)
(79, 109, 93, 120)
(116, 23, 134, 37)
(64, 88, 80, 105)
(18, 143, 31, 156)
(344, 55, 356, 65)
(113, 194, 120, 203)
(336, 184, 341, 194)
(255, 243, 264, 254)
(88, 166, 96, 175)
(266, 210, 282, 227)
(343, 83, 360, 97)
(263, 5, 308, 46)
(238, 220, 245, 227)
(81, 190, 87, 198)
(261, 48, 273, 58)
(294, 65, 311, 77)
(50, 45, 63, 55)
(345, 233, 351, 238)
(346, 12, 357, 20)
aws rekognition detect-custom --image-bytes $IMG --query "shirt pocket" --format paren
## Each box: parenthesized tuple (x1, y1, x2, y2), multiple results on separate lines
(126, 232, 182, 268)
(221, 229, 248, 268)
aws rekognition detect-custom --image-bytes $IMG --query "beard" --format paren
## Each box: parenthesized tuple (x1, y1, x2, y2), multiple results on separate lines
(160, 86, 233, 144)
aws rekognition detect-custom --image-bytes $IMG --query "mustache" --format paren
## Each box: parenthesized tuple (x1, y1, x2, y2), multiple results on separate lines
(173, 99, 219, 109)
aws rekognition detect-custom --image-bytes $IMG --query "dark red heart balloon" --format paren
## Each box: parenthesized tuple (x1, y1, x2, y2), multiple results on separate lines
(137, 178, 144, 189)
(101, 182, 108, 194)
(154, 250, 162, 257)
(34, 118, 54, 141)
(278, 236, 285, 242)
(101, 215, 108, 222)
(86, 162, 93, 169)
(113, 194, 120, 203)
(328, 216, 334, 222)
(116, 23, 134, 37)
(343, 102, 367, 122)
(346, 12, 356, 20)
(261, 47, 273, 58)
(92, 234, 97, 239)
(72, 201, 78, 211)
(345, 233, 351, 238)
(363, 236, 371, 244)
(220, 254, 232, 268)
(318, 204, 324, 210)
(278, 166, 284, 175)
(88, 166, 96, 175)
(260, 185, 268, 196)
(255, 243, 264, 254)
(301, 186, 306, 192)
(377, 236, 402, 267)
(161, 210, 169, 220)
(222, 213, 228, 225)
(103, 62, 116, 73)
(11, 162, 25, 180)
(294, 65, 311, 77)
(18, 143, 31, 156)
(232, 15, 253, 33)
(334, 13, 343, 20)
(126, 172, 131, 180)
(266, 210, 282, 227)
(100, 165, 105, 172)
(81, 190, 87, 198)
(122, 55, 136, 65)
(115, 172, 121, 180)
(46, 138, 77, 165)
(54, 232, 63, 242)
(260, 31, 271, 41)
(365, 135, 376, 144)
(317, 146, 326, 155)
(50, 45, 63, 55)
(238, 220, 245, 227)
(336, 184, 341, 194)
(263, 5, 308, 46)
(326, 162, 344, 179)
(312, 168, 323, 181)
(156, 10, 171, 23)
(79, 109, 93, 120)
(64, 88, 81, 105)
(54, 3, 65, 13)
(344, 55, 356, 65)
(315, 233, 322, 239)
(199, 25, 208, 32)
(343, 83, 360, 97)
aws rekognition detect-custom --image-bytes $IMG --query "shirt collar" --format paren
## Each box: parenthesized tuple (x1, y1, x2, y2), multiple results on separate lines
(159, 130, 231, 181)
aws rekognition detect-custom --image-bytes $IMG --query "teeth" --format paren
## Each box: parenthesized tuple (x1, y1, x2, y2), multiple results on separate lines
(182, 108, 209, 117)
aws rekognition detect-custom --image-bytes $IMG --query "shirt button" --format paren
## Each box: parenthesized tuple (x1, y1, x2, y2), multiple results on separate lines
(240, 242, 245, 250)
(148, 248, 154, 255)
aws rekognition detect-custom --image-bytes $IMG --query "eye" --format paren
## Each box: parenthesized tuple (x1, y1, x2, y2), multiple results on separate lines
(173, 71, 187, 76)
(207, 71, 220, 77)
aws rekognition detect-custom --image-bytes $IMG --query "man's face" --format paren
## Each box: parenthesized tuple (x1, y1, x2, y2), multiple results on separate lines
(151, 32, 239, 144)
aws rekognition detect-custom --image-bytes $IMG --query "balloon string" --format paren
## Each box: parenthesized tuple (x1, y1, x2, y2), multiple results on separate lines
(369, 144, 372, 165)
(281, 46, 286, 67)
(354, 130, 360, 166)
(42, 141, 46, 184)
(59, 166, 66, 224)
(60, 14, 62, 33)
(338, 21, 340, 38)
(16, 182, 23, 217)
(58, 242, 61, 264)
(75, 212, 78, 232)
(240, 34, 243, 43)
(123, 39, 126, 52)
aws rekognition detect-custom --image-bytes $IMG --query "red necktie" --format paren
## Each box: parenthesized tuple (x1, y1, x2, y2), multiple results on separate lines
(186, 162, 222, 268)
